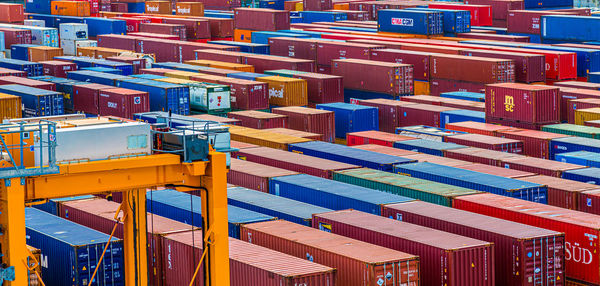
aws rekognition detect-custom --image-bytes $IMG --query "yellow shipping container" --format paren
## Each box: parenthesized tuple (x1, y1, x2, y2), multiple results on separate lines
(414, 81, 430, 95)
(234, 29, 253, 43)
(184, 60, 254, 72)
(228, 125, 312, 150)
(51, 1, 90, 16)
(164, 71, 206, 80)
(0, 93, 22, 120)
(575, 107, 600, 125)
(256, 76, 307, 107)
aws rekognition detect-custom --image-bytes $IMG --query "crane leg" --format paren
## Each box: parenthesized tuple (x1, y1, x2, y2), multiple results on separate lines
(0, 179, 26, 286)
(122, 189, 148, 286)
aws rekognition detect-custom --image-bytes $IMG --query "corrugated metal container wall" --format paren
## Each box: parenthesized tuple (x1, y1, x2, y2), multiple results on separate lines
(115, 78, 190, 115)
(159, 231, 205, 286)
(459, 49, 546, 83)
(568, 99, 600, 124)
(256, 76, 308, 107)
(293, 72, 344, 104)
(98, 88, 150, 119)
(549, 136, 600, 160)
(520, 175, 598, 210)
(346, 130, 415, 147)
(0, 84, 63, 117)
(0, 93, 21, 120)
(25, 208, 125, 286)
(394, 162, 548, 203)
(398, 104, 458, 127)
(560, 89, 600, 123)
(444, 147, 522, 166)
(382, 201, 564, 286)
(369, 49, 431, 82)
(502, 156, 584, 177)
(228, 125, 312, 150)
(356, 99, 414, 133)
(240, 220, 420, 286)
(228, 110, 288, 129)
(332, 59, 414, 96)
(316, 102, 378, 139)
(498, 129, 569, 159)
(575, 107, 600, 125)
(233, 146, 358, 179)
(269, 174, 415, 215)
(312, 210, 495, 286)
(234, 8, 290, 31)
(272, 106, 336, 143)
(227, 186, 333, 226)
(486, 83, 561, 124)
(228, 158, 299, 192)
(562, 168, 600, 185)
(453, 193, 600, 285)
(190, 74, 269, 111)
(431, 54, 515, 83)
(579, 189, 600, 215)
(444, 133, 524, 154)
(316, 41, 385, 67)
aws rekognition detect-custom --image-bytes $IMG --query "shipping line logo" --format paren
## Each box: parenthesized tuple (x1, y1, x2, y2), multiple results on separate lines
(146, 5, 159, 12)
(177, 7, 191, 14)
(504, 95, 515, 112)
(391, 18, 414, 27)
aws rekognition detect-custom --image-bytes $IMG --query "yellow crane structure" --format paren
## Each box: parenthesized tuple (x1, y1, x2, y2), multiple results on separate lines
(0, 117, 231, 286)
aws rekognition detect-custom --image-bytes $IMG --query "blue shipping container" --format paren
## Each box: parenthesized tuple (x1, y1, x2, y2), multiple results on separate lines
(590, 72, 600, 83)
(405, 8, 471, 34)
(127, 2, 145, 13)
(227, 72, 269, 81)
(439, 109, 485, 128)
(227, 186, 333, 226)
(250, 31, 309, 45)
(82, 67, 124, 75)
(316, 102, 378, 138)
(0, 84, 64, 117)
(152, 62, 213, 73)
(378, 10, 444, 35)
(84, 17, 127, 37)
(54, 56, 96, 69)
(343, 88, 398, 102)
(269, 174, 415, 215)
(524, 0, 572, 8)
(541, 15, 600, 43)
(130, 74, 168, 80)
(32, 76, 91, 111)
(291, 16, 303, 24)
(0, 58, 43, 77)
(25, 0, 51, 14)
(25, 208, 125, 286)
(440, 91, 485, 102)
(33, 195, 97, 215)
(0, 31, 4, 51)
(67, 70, 130, 86)
(550, 136, 600, 159)
(562, 167, 600, 185)
(259, 0, 285, 10)
(393, 138, 466, 156)
(207, 40, 270, 54)
(393, 162, 548, 203)
(10, 44, 37, 61)
(116, 78, 190, 115)
(288, 141, 416, 171)
(301, 11, 348, 23)
(277, 30, 325, 38)
(93, 60, 133, 76)
(147, 189, 275, 238)
(556, 151, 600, 167)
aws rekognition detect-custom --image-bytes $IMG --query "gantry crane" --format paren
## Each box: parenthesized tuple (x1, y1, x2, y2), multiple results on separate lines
(0, 116, 231, 286)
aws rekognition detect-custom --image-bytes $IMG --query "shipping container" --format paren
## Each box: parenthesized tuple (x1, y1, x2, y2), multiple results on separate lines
(228, 125, 312, 150)
(332, 59, 413, 95)
(498, 129, 569, 159)
(346, 130, 415, 147)
(40, 60, 76, 78)
(444, 121, 517, 136)
(98, 88, 150, 119)
(440, 91, 485, 102)
(271, 106, 335, 143)
(51, 1, 90, 16)
(255, 76, 308, 107)
(245, 54, 316, 74)
(567, 98, 600, 124)
(502, 156, 585, 177)
(316, 102, 378, 138)
(394, 162, 548, 202)
(266, 127, 323, 140)
(0, 58, 42, 77)
(550, 136, 600, 160)
(240, 220, 419, 286)
(313, 210, 494, 286)
(574, 107, 600, 125)
(445, 133, 523, 153)
(352, 144, 419, 157)
(520, 174, 598, 209)
(397, 104, 458, 127)
(228, 158, 298, 192)
(555, 81, 600, 91)
(543, 123, 600, 139)
(0, 76, 55, 91)
(439, 109, 485, 128)
(444, 146, 522, 165)
(228, 110, 288, 129)
(115, 78, 190, 115)
(431, 54, 515, 83)
(541, 15, 600, 43)
(155, 77, 230, 114)
(428, 3, 492, 26)
(72, 83, 114, 114)
(369, 48, 433, 82)
(457, 163, 537, 178)
(0, 3, 24, 23)
(234, 146, 358, 178)
(0, 67, 26, 77)
(393, 138, 466, 156)
(0, 84, 63, 117)
(145, 1, 171, 14)
(0, 28, 31, 47)
(405, 7, 471, 34)
(453, 193, 600, 285)
(556, 151, 600, 168)
(562, 168, 600, 185)
(191, 74, 269, 111)
(234, 8, 290, 31)
(316, 41, 385, 67)
(459, 49, 545, 83)
(395, 125, 465, 142)
(268, 37, 318, 61)
(378, 10, 444, 35)
(356, 98, 416, 133)
(579, 189, 600, 215)
(382, 201, 564, 286)
(0, 93, 21, 120)
(25, 208, 124, 286)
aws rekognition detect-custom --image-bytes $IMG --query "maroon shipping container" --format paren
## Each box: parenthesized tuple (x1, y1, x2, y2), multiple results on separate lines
(327, 10, 370, 20)
(507, 10, 577, 34)
(240, 220, 420, 286)
(110, 3, 128, 12)
(397, 104, 458, 127)
(164, 18, 211, 40)
(106, 56, 145, 75)
(195, 17, 234, 38)
(457, 32, 530, 42)
(445, 121, 520, 136)
(0, 76, 54, 91)
(400, 95, 485, 112)
(520, 174, 598, 210)
(554, 81, 600, 90)
(268, 37, 318, 61)
(272, 106, 336, 143)
(194, 74, 268, 110)
(486, 83, 560, 124)
(227, 110, 288, 129)
(243, 54, 315, 73)
(444, 147, 523, 166)
(465, 0, 524, 20)
(382, 201, 563, 286)
(293, 72, 343, 104)
(194, 49, 246, 64)
(57, 198, 197, 286)
(453, 193, 600, 285)
(72, 83, 115, 114)
(98, 88, 150, 119)
(568, 98, 600, 124)
(179, 42, 239, 62)
(136, 38, 179, 62)
(312, 210, 495, 286)
(370, 49, 432, 81)
(0, 28, 31, 46)
(430, 78, 486, 96)
(352, 144, 420, 157)
(346, 130, 415, 147)
(0, 67, 25, 77)
(40, 60, 77, 78)
(459, 49, 545, 83)
(190, 67, 240, 77)
(445, 133, 523, 153)
(234, 8, 290, 31)
(128, 32, 181, 41)
(560, 88, 600, 122)
(332, 59, 413, 95)
(485, 116, 551, 130)
(0, 3, 24, 23)
(431, 54, 515, 83)
(457, 163, 536, 178)
(229, 158, 298, 192)
(357, 98, 416, 133)
(579, 189, 600, 215)
(97, 34, 138, 51)
(233, 146, 358, 178)
(502, 156, 585, 177)
(404, 153, 473, 167)
(316, 41, 384, 67)
(139, 23, 187, 40)
(304, 0, 333, 10)
(497, 129, 568, 159)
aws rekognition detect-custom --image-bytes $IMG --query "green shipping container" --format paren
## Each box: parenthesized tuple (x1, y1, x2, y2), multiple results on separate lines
(332, 168, 481, 207)
(264, 69, 308, 78)
(541, 123, 600, 139)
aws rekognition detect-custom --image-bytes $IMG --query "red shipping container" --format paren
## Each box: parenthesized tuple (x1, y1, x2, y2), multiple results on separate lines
(486, 83, 560, 124)
(316, 41, 384, 67)
(579, 189, 600, 215)
(370, 49, 432, 81)
(112, 17, 150, 33)
(502, 156, 585, 177)
(485, 117, 551, 130)
(227, 110, 288, 129)
(332, 59, 413, 95)
(186, 42, 239, 62)
(382, 200, 563, 286)
(397, 104, 458, 127)
(139, 23, 187, 40)
(128, 32, 181, 41)
(453, 193, 600, 285)
(0, 3, 24, 23)
(561, 89, 600, 122)
(234, 8, 290, 31)
(457, 32, 530, 42)
(586, 120, 600, 128)
(234, 146, 358, 179)
(0, 28, 31, 46)
(304, 0, 333, 10)
(459, 49, 545, 83)
(430, 78, 486, 96)
(97, 34, 139, 51)
(357, 98, 417, 133)
(520, 174, 599, 210)
(72, 83, 115, 114)
(401, 95, 485, 112)
(194, 49, 246, 64)
(195, 17, 234, 38)
(346, 130, 416, 147)
(444, 147, 523, 166)
(445, 133, 523, 153)
(312, 210, 495, 286)
(445, 121, 520, 136)
(110, 3, 128, 12)
(272, 106, 336, 143)
(465, 0, 524, 20)
(457, 163, 536, 178)
(293, 72, 343, 104)
(431, 54, 515, 83)
(136, 38, 179, 62)
(404, 153, 474, 167)
(0, 76, 54, 91)
(428, 3, 493, 26)
(240, 220, 420, 286)
(192, 74, 268, 110)
(98, 88, 150, 119)
(106, 56, 145, 75)
(497, 129, 568, 159)
(555, 81, 600, 90)
(243, 54, 315, 73)
(568, 98, 600, 124)
(268, 37, 318, 61)
(352, 144, 420, 157)
(40, 60, 77, 78)
(229, 158, 299, 192)
(163, 18, 210, 40)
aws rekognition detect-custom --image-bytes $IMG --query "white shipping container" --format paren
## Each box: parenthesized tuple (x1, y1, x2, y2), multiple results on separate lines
(59, 23, 88, 41)
(61, 39, 97, 56)
(24, 20, 45, 27)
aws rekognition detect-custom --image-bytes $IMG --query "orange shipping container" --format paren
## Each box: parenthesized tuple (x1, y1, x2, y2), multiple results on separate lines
(234, 29, 253, 43)
(185, 59, 254, 72)
(145, 1, 171, 14)
(0, 93, 22, 120)
(28, 46, 63, 62)
(175, 2, 204, 16)
(256, 76, 307, 107)
(76, 46, 96, 58)
(51, 1, 90, 16)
